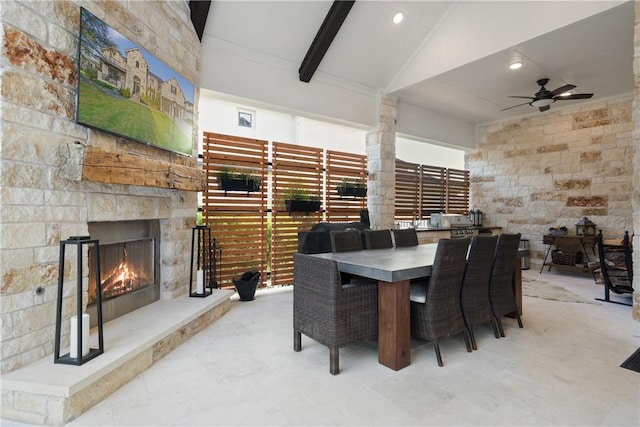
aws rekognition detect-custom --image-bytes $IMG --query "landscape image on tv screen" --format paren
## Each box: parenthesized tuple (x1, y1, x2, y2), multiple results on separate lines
(77, 7, 194, 155)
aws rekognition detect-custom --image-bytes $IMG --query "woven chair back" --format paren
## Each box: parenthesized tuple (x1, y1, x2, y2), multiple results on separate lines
(412, 238, 470, 340)
(330, 230, 363, 252)
(488, 233, 521, 317)
(364, 229, 393, 249)
(460, 235, 498, 326)
(392, 228, 419, 247)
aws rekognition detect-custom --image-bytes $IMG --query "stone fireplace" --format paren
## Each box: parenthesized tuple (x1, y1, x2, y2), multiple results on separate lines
(0, 2, 239, 425)
(87, 220, 161, 326)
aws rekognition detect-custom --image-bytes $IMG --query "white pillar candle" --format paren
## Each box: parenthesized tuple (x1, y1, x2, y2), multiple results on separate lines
(196, 269, 204, 294)
(70, 313, 90, 358)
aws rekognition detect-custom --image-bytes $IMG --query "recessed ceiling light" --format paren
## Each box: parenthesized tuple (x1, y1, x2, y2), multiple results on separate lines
(393, 11, 404, 24)
(509, 62, 523, 70)
(559, 91, 572, 97)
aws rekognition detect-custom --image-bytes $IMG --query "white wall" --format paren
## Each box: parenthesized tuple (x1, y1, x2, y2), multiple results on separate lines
(198, 90, 465, 169)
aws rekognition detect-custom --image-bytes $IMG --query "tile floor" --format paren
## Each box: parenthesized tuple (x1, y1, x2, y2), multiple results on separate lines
(2, 269, 639, 426)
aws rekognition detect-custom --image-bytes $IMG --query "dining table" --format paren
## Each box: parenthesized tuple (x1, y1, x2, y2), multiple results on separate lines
(310, 243, 529, 371)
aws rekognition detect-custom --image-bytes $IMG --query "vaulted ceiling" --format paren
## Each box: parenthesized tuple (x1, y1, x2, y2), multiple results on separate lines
(195, 1, 634, 134)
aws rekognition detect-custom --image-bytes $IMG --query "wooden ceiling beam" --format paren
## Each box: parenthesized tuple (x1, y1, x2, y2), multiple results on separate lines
(298, 0, 355, 83)
(189, 0, 212, 42)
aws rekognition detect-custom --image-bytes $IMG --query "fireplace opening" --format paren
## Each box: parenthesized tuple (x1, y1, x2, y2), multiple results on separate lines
(87, 220, 160, 325)
(88, 238, 154, 305)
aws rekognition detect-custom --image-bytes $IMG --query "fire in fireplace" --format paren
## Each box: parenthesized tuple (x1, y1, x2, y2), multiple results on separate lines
(87, 220, 160, 325)
(88, 239, 154, 305)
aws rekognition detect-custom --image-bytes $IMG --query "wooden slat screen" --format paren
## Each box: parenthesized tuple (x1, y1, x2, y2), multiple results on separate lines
(271, 142, 323, 286)
(201, 132, 267, 288)
(445, 168, 470, 214)
(396, 159, 469, 220)
(421, 165, 447, 216)
(325, 150, 367, 222)
(395, 159, 420, 221)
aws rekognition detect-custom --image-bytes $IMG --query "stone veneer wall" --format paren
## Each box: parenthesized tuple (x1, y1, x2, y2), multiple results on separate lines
(366, 95, 397, 230)
(1, 1, 201, 373)
(468, 95, 634, 269)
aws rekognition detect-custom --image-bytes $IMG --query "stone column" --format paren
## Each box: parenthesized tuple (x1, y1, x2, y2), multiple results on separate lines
(632, 1, 640, 336)
(366, 95, 397, 229)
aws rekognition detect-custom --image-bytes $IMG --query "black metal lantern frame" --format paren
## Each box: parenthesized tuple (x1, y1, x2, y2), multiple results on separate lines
(575, 217, 596, 236)
(54, 236, 104, 365)
(190, 226, 214, 297)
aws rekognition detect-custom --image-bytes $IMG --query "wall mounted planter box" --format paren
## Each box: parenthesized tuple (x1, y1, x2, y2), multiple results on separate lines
(285, 199, 321, 214)
(218, 177, 260, 194)
(336, 185, 367, 198)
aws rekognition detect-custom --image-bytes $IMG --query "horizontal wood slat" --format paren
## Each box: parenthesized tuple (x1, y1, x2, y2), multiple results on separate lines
(271, 142, 323, 286)
(326, 150, 367, 223)
(202, 132, 267, 288)
(395, 159, 469, 219)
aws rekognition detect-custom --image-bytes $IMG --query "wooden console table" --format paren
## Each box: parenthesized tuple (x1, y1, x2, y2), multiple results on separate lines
(540, 234, 597, 274)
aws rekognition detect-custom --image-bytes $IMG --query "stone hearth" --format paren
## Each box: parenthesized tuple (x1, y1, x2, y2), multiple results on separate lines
(1, 290, 233, 426)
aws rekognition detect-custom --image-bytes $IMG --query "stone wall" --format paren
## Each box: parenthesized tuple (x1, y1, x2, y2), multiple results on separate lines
(468, 95, 634, 269)
(1, 1, 201, 373)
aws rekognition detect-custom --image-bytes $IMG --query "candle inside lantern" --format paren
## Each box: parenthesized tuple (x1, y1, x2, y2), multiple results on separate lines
(196, 269, 204, 294)
(70, 313, 90, 358)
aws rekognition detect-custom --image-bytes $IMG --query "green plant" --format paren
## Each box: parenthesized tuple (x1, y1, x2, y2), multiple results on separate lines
(218, 166, 259, 182)
(283, 186, 316, 201)
(340, 178, 366, 189)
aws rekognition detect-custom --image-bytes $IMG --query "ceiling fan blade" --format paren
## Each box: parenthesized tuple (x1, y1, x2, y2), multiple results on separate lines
(539, 105, 551, 112)
(555, 93, 593, 100)
(508, 96, 535, 100)
(501, 101, 531, 112)
(550, 84, 576, 96)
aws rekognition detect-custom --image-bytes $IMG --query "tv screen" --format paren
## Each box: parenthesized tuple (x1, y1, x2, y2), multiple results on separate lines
(77, 7, 195, 156)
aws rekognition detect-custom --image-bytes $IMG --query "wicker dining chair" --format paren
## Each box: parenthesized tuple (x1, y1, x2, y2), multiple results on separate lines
(330, 229, 364, 252)
(460, 235, 499, 350)
(392, 228, 419, 247)
(410, 237, 472, 367)
(293, 253, 378, 375)
(364, 229, 393, 249)
(488, 233, 523, 337)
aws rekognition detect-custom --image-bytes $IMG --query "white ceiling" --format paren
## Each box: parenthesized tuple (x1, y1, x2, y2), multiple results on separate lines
(200, 1, 634, 126)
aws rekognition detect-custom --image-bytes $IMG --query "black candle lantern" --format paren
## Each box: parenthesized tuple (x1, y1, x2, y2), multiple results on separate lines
(54, 236, 104, 365)
(190, 225, 213, 297)
(575, 216, 596, 236)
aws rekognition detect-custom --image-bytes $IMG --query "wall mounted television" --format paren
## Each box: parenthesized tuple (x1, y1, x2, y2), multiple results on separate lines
(76, 7, 195, 156)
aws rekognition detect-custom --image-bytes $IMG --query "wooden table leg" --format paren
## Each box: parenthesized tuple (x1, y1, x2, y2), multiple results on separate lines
(377, 279, 411, 371)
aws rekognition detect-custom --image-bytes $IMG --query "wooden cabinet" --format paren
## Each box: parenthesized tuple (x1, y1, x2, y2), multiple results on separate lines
(541, 234, 597, 274)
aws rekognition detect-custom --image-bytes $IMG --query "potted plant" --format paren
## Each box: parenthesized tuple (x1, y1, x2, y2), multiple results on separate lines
(337, 178, 367, 197)
(284, 186, 321, 214)
(218, 167, 260, 194)
(232, 268, 261, 301)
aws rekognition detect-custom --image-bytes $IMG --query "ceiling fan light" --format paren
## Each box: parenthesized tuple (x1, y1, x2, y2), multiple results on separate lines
(392, 11, 404, 24)
(531, 98, 554, 107)
(509, 62, 523, 70)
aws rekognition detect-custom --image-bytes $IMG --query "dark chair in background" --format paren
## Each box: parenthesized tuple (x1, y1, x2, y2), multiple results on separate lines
(392, 228, 419, 247)
(488, 233, 523, 337)
(330, 229, 363, 252)
(364, 229, 393, 249)
(410, 238, 472, 366)
(460, 235, 500, 349)
(293, 253, 378, 375)
(596, 230, 634, 306)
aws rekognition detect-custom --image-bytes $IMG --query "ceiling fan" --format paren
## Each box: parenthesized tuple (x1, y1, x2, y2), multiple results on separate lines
(501, 78, 593, 112)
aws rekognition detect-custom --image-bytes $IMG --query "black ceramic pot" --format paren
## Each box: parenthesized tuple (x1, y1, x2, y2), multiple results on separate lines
(232, 271, 260, 301)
